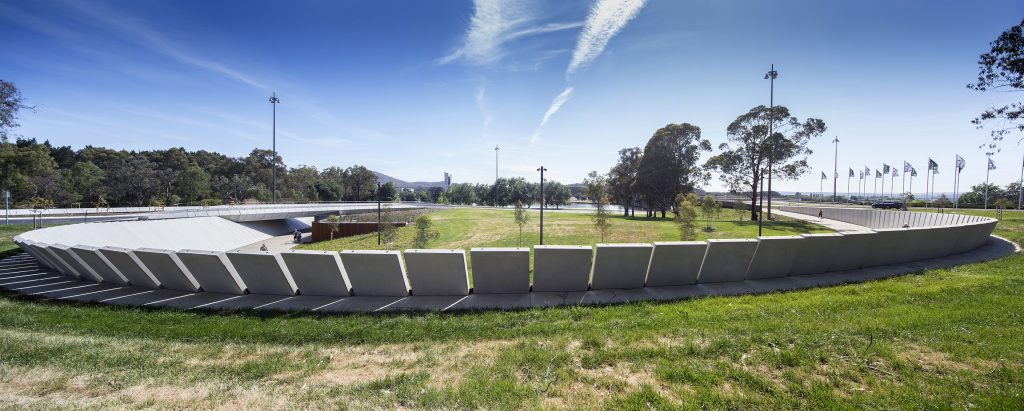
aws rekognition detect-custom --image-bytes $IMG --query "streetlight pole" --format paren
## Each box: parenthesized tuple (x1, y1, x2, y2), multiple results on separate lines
(269, 93, 280, 203)
(377, 182, 382, 245)
(495, 145, 499, 182)
(757, 174, 764, 236)
(764, 65, 778, 220)
(537, 166, 547, 245)
(832, 137, 839, 203)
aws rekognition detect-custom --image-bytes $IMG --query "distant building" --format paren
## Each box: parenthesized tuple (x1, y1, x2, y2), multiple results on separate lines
(443, 172, 451, 191)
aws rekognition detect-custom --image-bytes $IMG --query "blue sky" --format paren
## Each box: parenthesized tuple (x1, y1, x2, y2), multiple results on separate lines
(2, 0, 1023, 194)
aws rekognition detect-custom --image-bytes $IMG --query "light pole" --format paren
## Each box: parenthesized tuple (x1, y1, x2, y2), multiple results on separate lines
(1019, 152, 1023, 210)
(376, 182, 382, 245)
(269, 93, 280, 203)
(764, 65, 778, 220)
(495, 145, 499, 182)
(832, 137, 839, 203)
(757, 174, 764, 236)
(537, 166, 547, 245)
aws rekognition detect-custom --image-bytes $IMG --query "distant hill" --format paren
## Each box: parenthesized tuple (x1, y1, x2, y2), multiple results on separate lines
(373, 171, 444, 189)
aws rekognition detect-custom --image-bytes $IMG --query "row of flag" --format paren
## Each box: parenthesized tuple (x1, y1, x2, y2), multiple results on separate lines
(819, 157, 999, 180)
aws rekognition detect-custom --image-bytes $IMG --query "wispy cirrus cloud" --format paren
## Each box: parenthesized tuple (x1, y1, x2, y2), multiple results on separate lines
(439, 0, 581, 66)
(55, 0, 269, 90)
(530, 87, 574, 143)
(566, 0, 647, 76)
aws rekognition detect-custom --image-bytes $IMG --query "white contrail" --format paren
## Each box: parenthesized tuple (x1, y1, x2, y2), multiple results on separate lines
(530, 87, 574, 143)
(567, 0, 647, 76)
(439, 0, 581, 65)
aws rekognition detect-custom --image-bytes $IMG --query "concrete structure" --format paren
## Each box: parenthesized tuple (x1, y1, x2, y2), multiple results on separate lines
(226, 251, 298, 296)
(745, 236, 803, 280)
(280, 250, 350, 296)
(645, 241, 707, 286)
(338, 250, 410, 296)
(827, 231, 876, 272)
(50, 244, 103, 282)
(176, 250, 247, 295)
(590, 244, 653, 290)
(697, 239, 758, 283)
(97, 247, 161, 289)
(69, 245, 129, 285)
(132, 248, 200, 292)
(532, 245, 593, 292)
(7, 204, 1000, 312)
(788, 233, 845, 276)
(469, 248, 530, 294)
(403, 249, 470, 296)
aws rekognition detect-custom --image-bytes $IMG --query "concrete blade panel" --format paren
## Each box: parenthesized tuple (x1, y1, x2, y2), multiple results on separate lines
(645, 241, 708, 286)
(789, 233, 845, 276)
(745, 236, 803, 280)
(98, 247, 161, 289)
(226, 251, 298, 296)
(590, 244, 653, 290)
(696, 239, 757, 283)
(176, 250, 247, 295)
(51, 244, 103, 282)
(280, 250, 351, 296)
(133, 248, 200, 292)
(468, 248, 530, 294)
(532, 245, 593, 292)
(69, 245, 129, 284)
(827, 231, 876, 272)
(338, 250, 410, 297)
(403, 249, 470, 296)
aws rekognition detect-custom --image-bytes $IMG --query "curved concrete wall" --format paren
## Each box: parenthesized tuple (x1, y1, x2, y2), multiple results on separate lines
(8, 207, 998, 308)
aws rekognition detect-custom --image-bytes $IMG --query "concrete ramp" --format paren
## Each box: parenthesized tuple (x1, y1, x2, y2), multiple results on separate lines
(133, 248, 200, 292)
(97, 247, 161, 289)
(280, 250, 350, 296)
(696, 239, 757, 283)
(403, 249, 470, 296)
(338, 250, 410, 297)
(69, 245, 129, 285)
(590, 244, 652, 290)
(532, 245, 592, 292)
(645, 241, 707, 286)
(469, 248, 530, 294)
(745, 236, 803, 280)
(176, 250, 247, 295)
(226, 251, 298, 296)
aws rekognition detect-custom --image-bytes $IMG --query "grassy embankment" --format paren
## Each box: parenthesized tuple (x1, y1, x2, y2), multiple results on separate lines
(0, 211, 1021, 408)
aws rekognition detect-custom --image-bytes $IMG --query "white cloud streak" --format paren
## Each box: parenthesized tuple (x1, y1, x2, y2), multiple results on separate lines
(57, 0, 269, 90)
(530, 87, 573, 143)
(476, 86, 494, 136)
(566, 0, 647, 76)
(439, 0, 581, 66)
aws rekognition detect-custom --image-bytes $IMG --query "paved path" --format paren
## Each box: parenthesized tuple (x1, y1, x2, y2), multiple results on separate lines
(236, 233, 309, 252)
(772, 209, 873, 232)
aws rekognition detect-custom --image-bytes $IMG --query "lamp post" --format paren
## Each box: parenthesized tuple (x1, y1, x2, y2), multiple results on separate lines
(537, 166, 547, 245)
(764, 65, 778, 220)
(832, 137, 839, 203)
(269, 93, 280, 203)
(757, 174, 764, 236)
(376, 182, 382, 245)
(495, 145, 499, 182)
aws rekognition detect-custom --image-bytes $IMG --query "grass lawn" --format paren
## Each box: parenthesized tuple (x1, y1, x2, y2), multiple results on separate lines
(0, 212, 1022, 408)
(299, 207, 832, 251)
(0, 224, 33, 258)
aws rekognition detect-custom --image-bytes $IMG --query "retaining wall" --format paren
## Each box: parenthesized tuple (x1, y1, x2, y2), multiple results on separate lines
(10, 206, 999, 309)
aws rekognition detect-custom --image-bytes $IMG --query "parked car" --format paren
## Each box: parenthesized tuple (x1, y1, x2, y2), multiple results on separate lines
(871, 201, 904, 209)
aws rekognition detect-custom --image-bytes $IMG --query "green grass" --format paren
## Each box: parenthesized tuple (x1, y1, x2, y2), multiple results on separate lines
(299, 208, 832, 251)
(0, 224, 33, 258)
(0, 211, 1021, 408)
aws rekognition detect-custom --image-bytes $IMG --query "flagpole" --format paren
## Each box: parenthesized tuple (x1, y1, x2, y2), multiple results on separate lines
(847, 172, 851, 204)
(926, 162, 930, 207)
(902, 163, 906, 202)
(985, 156, 991, 210)
(881, 166, 886, 201)
(874, 173, 877, 200)
(954, 163, 960, 209)
(1019, 152, 1023, 210)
